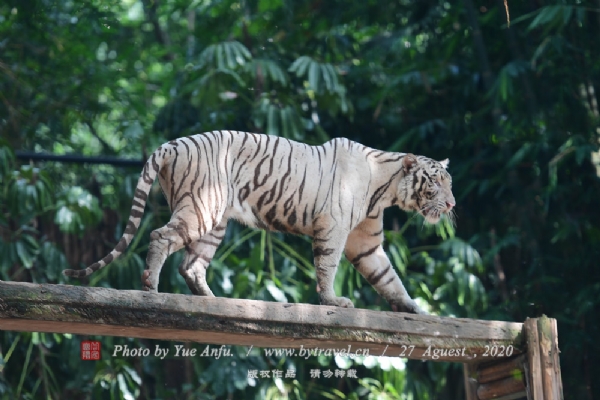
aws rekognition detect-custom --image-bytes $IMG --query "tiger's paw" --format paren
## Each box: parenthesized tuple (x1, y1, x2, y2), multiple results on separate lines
(141, 270, 157, 292)
(320, 296, 354, 309)
(390, 299, 428, 315)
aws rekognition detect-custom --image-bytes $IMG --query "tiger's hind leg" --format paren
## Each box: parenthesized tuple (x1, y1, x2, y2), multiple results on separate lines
(178, 220, 228, 296)
(142, 216, 208, 293)
(345, 221, 427, 315)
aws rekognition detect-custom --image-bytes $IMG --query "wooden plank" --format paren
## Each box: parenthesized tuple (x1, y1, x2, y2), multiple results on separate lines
(477, 374, 525, 400)
(524, 318, 543, 400)
(0, 281, 524, 362)
(483, 393, 526, 400)
(475, 355, 527, 400)
(537, 316, 563, 400)
(478, 354, 527, 384)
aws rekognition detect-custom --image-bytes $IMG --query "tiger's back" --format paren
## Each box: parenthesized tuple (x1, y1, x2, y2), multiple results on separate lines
(158, 131, 378, 237)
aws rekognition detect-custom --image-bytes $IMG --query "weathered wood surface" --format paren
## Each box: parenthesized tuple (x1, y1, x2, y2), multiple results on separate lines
(0, 281, 524, 362)
(462, 355, 530, 400)
(537, 317, 563, 400)
(524, 316, 564, 400)
(478, 354, 527, 384)
(476, 373, 526, 400)
(463, 363, 479, 400)
(524, 318, 543, 400)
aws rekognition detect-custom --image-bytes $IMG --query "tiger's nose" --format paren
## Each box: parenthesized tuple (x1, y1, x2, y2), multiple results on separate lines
(446, 201, 455, 211)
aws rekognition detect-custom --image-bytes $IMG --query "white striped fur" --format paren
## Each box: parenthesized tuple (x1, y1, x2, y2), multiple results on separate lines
(63, 131, 456, 313)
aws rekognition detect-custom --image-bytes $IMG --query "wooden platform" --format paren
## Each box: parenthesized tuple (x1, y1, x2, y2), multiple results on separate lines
(0, 281, 562, 399)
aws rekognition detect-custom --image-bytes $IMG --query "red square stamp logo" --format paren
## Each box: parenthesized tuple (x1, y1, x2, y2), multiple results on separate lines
(80, 340, 101, 360)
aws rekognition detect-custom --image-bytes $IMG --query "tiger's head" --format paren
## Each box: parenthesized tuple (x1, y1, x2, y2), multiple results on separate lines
(397, 154, 456, 225)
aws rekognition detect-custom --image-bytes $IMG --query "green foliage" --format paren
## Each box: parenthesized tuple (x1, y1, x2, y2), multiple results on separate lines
(1, 0, 600, 399)
(54, 187, 103, 236)
(197, 41, 253, 70)
(0, 142, 14, 181)
(6, 166, 53, 216)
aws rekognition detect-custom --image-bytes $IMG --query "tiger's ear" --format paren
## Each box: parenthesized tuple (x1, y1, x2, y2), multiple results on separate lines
(402, 154, 417, 172)
(439, 158, 449, 169)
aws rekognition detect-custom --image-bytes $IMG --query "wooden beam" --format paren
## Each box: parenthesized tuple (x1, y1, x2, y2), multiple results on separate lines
(0, 281, 524, 363)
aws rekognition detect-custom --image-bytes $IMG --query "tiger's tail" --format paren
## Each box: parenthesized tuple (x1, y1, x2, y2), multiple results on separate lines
(63, 146, 168, 278)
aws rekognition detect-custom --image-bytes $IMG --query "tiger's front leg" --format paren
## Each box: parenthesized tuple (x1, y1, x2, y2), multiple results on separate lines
(312, 217, 354, 308)
(345, 222, 427, 315)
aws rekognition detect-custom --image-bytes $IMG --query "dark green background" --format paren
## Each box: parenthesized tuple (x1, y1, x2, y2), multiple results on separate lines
(1, 0, 599, 398)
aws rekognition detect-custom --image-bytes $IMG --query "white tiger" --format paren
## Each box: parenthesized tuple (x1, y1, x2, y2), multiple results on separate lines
(63, 130, 455, 314)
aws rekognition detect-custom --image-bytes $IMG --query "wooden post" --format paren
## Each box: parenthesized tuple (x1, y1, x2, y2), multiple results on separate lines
(524, 316, 563, 400)
(464, 363, 479, 400)
(536, 316, 563, 399)
(524, 318, 543, 399)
